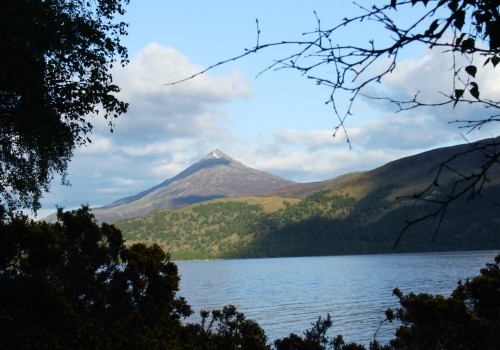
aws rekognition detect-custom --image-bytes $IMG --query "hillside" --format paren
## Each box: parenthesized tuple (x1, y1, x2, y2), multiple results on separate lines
(116, 137, 500, 260)
(90, 150, 296, 223)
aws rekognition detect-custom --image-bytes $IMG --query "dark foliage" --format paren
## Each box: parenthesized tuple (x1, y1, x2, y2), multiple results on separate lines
(0, 0, 129, 211)
(0, 206, 272, 349)
(0, 206, 191, 349)
(271, 254, 500, 350)
(388, 254, 500, 349)
(188, 305, 270, 350)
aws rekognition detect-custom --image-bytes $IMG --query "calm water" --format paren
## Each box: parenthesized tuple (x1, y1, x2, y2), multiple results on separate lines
(176, 251, 498, 346)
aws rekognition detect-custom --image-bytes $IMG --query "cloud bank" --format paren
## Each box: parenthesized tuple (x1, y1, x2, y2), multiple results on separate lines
(38, 43, 500, 218)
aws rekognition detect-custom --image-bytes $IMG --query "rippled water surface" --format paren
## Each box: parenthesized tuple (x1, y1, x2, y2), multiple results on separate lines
(177, 251, 497, 345)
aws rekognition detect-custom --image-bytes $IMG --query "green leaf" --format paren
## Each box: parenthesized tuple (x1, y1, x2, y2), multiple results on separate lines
(425, 19, 439, 35)
(385, 308, 395, 322)
(455, 33, 466, 47)
(454, 89, 464, 99)
(492, 56, 500, 68)
(454, 9, 465, 30)
(461, 38, 475, 52)
(469, 82, 480, 99)
(465, 65, 477, 77)
(454, 89, 464, 107)
(448, 0, 459, 11)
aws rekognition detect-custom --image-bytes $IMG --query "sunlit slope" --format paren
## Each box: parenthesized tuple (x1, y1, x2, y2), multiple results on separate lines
(89, 150, 296, 223)
(116, 138, 500, 260)
(115, 192, 351, 260)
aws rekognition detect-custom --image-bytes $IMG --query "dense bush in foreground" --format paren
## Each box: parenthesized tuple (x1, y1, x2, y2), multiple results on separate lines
(0, 207, 498, 349)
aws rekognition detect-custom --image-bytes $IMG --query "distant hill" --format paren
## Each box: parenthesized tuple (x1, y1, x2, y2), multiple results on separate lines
(115, 137, 500, 260)
(90, 150, 296, 223)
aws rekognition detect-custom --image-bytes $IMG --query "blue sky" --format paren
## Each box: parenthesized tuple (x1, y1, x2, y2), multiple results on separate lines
(36, 1, 500, 218)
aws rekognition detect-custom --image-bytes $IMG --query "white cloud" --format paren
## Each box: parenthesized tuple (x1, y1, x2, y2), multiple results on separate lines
(111, 177, 136, 186)
(106, 43, 251, 141)
(78, 134, 113, 154)
(346, 114, 460, 150)
(353, 45, 500, 149)
(234, 145, 410, 183)
(116, 43, 251, 100)
(120, 141, 172, 157)
(381, 47, 500, 123)
(39, 41, 499, 216)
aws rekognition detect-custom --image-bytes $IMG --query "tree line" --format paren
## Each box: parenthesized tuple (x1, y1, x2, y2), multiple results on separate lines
(116, 185, 500, 260)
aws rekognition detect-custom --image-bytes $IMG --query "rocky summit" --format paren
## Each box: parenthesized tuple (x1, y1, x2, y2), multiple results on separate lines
(91, 150, 296, 223)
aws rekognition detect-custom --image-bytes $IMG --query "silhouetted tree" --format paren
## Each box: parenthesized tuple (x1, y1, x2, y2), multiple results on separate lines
(388, 254, 500, 349)
(0, 0, 129, 212)
(0, 206, 192, 349)
(190, 305, 270, 350)
(273, 254, 500, 350)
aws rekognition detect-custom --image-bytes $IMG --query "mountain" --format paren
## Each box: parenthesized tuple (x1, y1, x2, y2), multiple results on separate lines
(115, 137, 500, 260)
(91, 150, 296, 223)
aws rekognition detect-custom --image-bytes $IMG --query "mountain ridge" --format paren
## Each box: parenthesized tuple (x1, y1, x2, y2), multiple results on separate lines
(99, 150, 235, 209)
(91, 149, 297, 223)
(115, 137, 500, 260)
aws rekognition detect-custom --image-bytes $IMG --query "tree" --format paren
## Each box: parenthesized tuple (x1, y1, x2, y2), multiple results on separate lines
(388, 254, 500, 349)
(0, 206, 193, 349)
(0, 0, 129, 212)
(0, 206, 277, 349)
(189, 305, 270, 350)
(271, 255, 500, 350)
(168, 0, 500, 243)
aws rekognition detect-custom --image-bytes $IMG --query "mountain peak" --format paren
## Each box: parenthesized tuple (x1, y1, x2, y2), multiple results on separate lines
(92, 149, 296, 222)
(210, 150, 221, 159)
(203, 149, 234, 161)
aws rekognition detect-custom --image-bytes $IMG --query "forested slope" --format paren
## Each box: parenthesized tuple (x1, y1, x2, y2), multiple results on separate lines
(116, 138, 500, 260)
(116, 184, 500, 260)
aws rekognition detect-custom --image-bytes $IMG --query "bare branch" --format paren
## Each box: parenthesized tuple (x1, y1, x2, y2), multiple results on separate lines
(394, 136, 500, 247)
(165, 0, 500, 245)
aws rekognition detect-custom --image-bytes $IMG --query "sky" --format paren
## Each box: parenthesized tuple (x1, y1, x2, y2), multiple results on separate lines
(36, 1, 500, 218)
